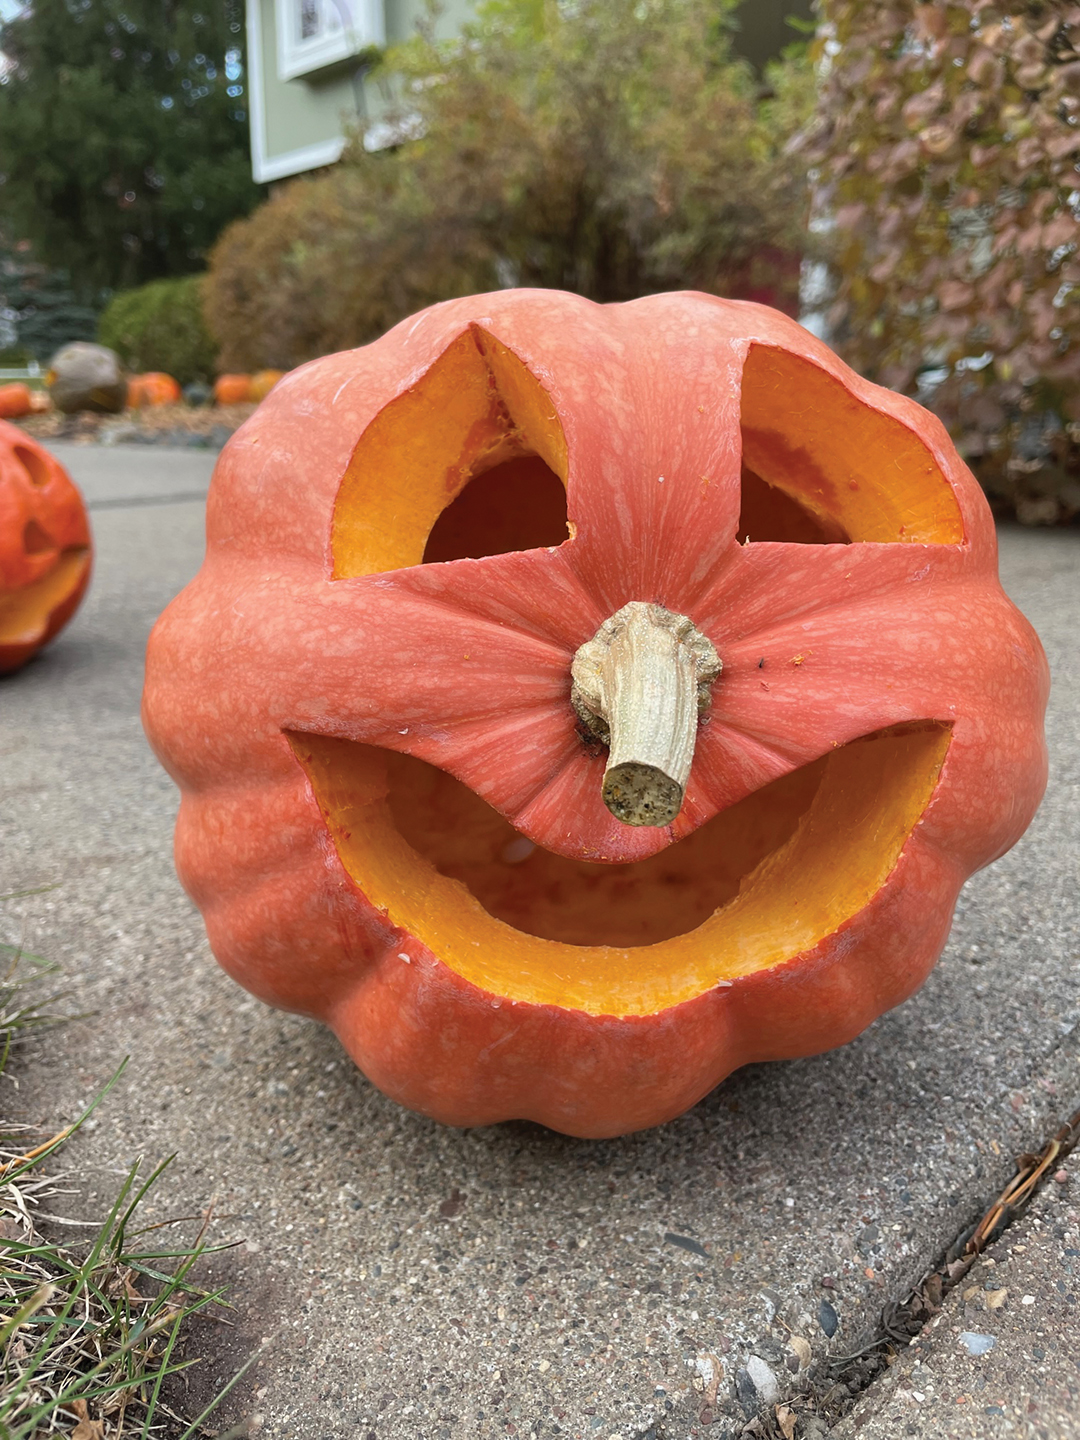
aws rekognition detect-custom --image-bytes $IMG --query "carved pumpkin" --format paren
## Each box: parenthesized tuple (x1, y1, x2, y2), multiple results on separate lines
(143, 291, 1048, 1137)
(0, 383, 33, 420)
(0, 423, 91, 674)
(213, 374, 251, 406)
(127, 372, 182, 408)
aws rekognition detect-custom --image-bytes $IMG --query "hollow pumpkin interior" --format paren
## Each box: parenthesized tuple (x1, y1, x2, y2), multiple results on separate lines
(290, 722, 950, 1016)
(0, 548, 90, 647)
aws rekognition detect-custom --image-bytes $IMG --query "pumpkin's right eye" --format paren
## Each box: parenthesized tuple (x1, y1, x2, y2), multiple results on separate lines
(737, 344, 965, 546)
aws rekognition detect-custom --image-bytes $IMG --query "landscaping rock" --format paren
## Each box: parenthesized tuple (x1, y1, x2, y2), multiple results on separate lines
(47, 341, 127, 414)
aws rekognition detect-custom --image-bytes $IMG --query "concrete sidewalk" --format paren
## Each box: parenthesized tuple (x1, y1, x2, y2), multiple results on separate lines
(835, 1152, 1078, 1440)
(1, 443, 1078, 1439)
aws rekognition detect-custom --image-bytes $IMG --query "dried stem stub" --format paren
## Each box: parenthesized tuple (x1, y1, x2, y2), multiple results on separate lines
(571, 602, 721, 827)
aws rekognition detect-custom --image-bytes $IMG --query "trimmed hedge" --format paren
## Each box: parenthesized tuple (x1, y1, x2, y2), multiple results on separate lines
(98, 276, 216, 386)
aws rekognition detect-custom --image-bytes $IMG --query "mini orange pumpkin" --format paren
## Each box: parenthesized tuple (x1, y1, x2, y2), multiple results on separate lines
(143, 291, 1048, 1137)
(248, 369, 285, 402)
(127, 372, 182, 408)
(0, 383, 33, 420)
(213, 374, 252, 406)
(0, 423, 92, 674)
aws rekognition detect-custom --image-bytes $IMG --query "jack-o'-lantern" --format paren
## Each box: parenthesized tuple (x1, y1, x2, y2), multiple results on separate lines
(0, 424, 91, 674)
(143, 291, 1048, 1137)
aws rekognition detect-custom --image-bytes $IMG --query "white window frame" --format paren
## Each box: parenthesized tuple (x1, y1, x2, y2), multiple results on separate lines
(275, 0, 384, 81)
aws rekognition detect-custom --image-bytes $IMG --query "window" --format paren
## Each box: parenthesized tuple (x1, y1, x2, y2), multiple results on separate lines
(276, 0, 384, 81)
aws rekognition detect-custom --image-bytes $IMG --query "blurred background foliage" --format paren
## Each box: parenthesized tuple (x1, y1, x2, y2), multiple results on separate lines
(0, 0, 263, 298)
(97, 275, 216, 384)
(203, 0, 815, 370)
(808, 0, 1080, 524)
(0, 239, 99, 363)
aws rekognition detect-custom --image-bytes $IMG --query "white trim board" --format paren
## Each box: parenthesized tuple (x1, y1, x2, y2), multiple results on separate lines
(276, 0, 384, 81)
(246, 0, 348, 182)
(257, 135, 346, 182)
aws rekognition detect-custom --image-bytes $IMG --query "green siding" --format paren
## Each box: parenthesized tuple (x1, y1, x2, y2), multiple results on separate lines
(249, 0, 475, 181)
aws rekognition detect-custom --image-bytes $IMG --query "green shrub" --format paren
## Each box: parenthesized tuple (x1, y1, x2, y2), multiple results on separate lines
(808, 1, 1080, 525)
(98, 275, 217, 385)
(205, 0, 814, 372)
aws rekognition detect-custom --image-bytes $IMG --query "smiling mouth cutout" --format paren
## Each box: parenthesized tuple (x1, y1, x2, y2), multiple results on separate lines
(291, 720, 950, 1016)
(0, 547, 91, 652)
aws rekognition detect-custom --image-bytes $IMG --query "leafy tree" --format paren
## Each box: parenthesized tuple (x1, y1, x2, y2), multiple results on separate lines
(206, 0, 814, 370)
(0, 236, 99, 362)
(0, 0, 264, 298)
(808, 1, 1080, 524)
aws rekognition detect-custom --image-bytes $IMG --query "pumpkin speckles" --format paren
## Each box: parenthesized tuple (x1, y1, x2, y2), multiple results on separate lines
(143, 290, 1048, 1137)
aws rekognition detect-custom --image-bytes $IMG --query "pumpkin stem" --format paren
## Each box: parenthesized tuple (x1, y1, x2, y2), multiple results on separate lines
(571, 602, 721, 827)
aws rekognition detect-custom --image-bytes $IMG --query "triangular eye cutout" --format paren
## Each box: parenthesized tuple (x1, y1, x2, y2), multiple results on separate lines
(13, 444, 52, 489)
(737, 344, 964, 545)
(333, 327, 569, 579)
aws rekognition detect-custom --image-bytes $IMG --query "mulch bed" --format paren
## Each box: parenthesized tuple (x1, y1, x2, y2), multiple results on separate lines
(12, 403, 259, 448)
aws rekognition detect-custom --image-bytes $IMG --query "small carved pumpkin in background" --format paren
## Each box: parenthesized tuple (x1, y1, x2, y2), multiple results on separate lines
(143, 291, 1048, 1137)
(0, 423, 91, 674)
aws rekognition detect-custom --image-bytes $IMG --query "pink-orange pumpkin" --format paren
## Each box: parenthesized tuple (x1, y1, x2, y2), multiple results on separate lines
(0, 423, 92, 673)
(143, 290, 1048, 1137)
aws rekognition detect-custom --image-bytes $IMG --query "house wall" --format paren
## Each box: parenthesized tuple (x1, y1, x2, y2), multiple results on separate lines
(247, 0, 474, 183)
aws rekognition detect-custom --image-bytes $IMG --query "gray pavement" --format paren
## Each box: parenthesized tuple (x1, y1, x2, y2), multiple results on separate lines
(1, 443, 1078, 1440)
(835, 1154, 1079, 1440)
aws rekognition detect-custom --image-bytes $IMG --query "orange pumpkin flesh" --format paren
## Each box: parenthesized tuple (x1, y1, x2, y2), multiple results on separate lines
(0, 424, 91, 674)
(143, 290, 1047, 1136)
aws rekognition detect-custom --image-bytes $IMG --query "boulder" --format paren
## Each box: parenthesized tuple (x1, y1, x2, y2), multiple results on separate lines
(47, 342, 127, 414)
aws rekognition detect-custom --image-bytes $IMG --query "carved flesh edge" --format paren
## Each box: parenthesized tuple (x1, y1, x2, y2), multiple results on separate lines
(0, 548, 91, 647)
